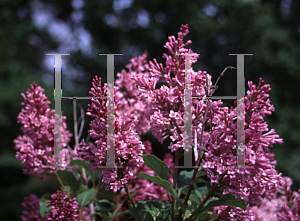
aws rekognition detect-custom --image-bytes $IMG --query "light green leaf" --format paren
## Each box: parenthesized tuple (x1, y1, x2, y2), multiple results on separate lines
(142, 154, 170, 181)
(77, 188, 95, 208)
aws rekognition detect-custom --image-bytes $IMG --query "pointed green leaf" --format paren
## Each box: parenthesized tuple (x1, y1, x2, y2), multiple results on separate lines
(143, 154, 170, 181)
(39, 192, 52, 218)
(137, 173, 179, 200)
(70, 159, 93, 179)
(193, 194, 247, 219)
(57, 170, 79, 193)
(177, 170, 194, 188)
(77, 188, 95, 208)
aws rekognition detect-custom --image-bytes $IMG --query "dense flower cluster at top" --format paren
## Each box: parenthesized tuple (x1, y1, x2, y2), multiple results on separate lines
(13, 82, 73, 180)
(21, 194, 45, 221)
(201, 78, 284, 210)
(131, 24, 222, 153)
(76, 76, 145, 193)
(46, 190, 81, 220)
(114, 50, 151, 136)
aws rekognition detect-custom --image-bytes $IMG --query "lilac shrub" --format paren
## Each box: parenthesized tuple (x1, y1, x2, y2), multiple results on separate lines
(15, 24, 300, 220)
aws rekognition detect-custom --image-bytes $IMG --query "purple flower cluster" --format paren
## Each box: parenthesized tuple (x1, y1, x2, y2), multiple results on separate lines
(115, 51, 151, 136)
(131, 24, 220, 153)
(76, 76, 145, 193)
(46, 190, 81, 220)
(14, 82, 73, 180)
(21, 194, 45, 221)
(201, 78, 283, 208)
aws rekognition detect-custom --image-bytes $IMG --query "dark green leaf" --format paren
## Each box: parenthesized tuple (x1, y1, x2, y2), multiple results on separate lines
(128, 203, 153, 221)
(137, 173, 179, 200)
(76, 184, 89, 195)
(57, 170, 79, 193)
(137, 173, 187, 212)
(60, 185, 71, 195)
(70, 159, 93, 179)
(143, 154, 170, 181)
(77, 188, 95, 208)
(177, 170, 194, 189)
(98, 199, 116, 211)
(39, 192, 52, 218)
(98, 184, 117, 200)
(142, 200, 171, 221)
(193, 194, 247, 219)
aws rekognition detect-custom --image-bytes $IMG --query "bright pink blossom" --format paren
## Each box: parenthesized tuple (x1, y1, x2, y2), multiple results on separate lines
(132, 24, 222, 153)
(115, 51, 151, 136)
(201, 78, 283, 207)
(14, 82, 73, 180)
(76, 76, 145, 193)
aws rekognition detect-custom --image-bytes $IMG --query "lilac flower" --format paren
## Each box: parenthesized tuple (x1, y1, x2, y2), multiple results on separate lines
(201, 78, 283, 207)
(76, 76, 145, 193)
(14, 82, 73, 180)
(276, 177, 300, 220)
(132, 24, 223, 152)
(46, 190, 81, 220)
(21, 194, 45, 221)
(115, 51, 151, 136)
(211, 204, 256, 221)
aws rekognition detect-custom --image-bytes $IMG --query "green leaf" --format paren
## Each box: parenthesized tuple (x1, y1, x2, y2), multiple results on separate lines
(98, 184, 117, 200)
(128, 202, 153, 221)
(92, 168, 102, 183)
(142, 154, 170, 181)
(40, 200, 52, 218)
(76, 184, 89, 195)
(60, 185, 71, 195)
(191, 178, 207, 185)
(98, 199, 116, 211)
(142, 200, 171, 221)
(77, 188, 95, 208)
(70, 159, 93, 179)
(193, 194, 247, 219)
(110, 211, 131, 220)
(57, 170, 79, 193)
(39, 192, 52, 218)
(177, 170, 194, 189)
(137, 173, 187, 212)
(137, 173, 179, 200)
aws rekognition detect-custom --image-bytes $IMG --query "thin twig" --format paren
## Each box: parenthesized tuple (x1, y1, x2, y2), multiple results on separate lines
(78, 104, 85, 139)
(111, 199, 126, 220)
(124, 184, 143, 221)
(210, 66, 236, 95)
(184, 171, 228, 221)
(172, 149, 179, 221)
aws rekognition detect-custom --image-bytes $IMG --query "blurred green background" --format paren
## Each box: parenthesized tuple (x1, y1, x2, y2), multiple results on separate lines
(1, 0, 300, 220)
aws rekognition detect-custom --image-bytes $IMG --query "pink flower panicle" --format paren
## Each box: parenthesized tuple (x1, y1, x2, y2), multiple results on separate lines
(21, 194, 45, 221)
(46, 190, 81, 221)
(201, 78, 283, 209)
(14, 82, 72, 180)
(115, 51, 151, 135)
(132, 24, 222, 153)
(76, 76, 145, 193)
(276, 177, 300, 220)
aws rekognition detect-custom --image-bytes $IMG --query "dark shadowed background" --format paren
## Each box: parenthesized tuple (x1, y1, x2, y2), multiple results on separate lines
(1, 0, 300, 220)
